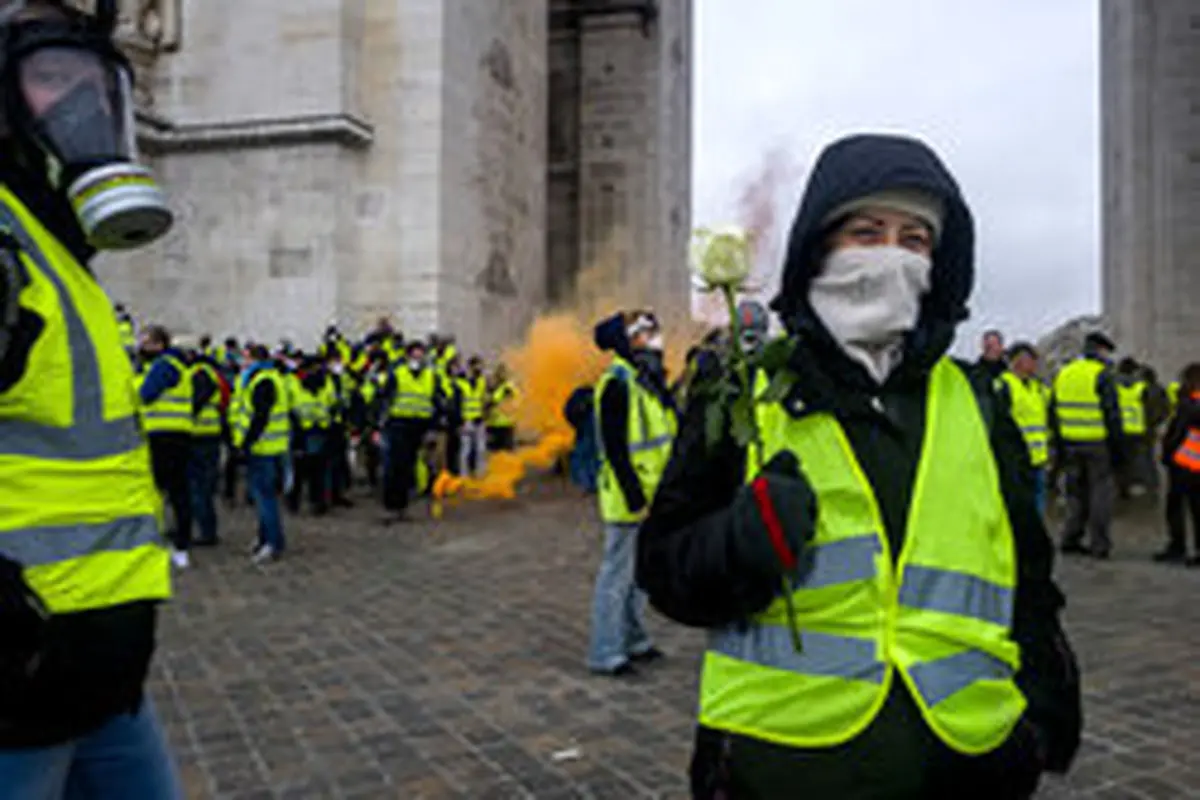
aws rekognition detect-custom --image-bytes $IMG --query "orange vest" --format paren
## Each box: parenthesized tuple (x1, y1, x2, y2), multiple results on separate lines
(1173, 392, 1200, 472)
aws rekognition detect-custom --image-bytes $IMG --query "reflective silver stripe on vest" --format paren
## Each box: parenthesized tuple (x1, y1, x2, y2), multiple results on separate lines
(0, 514, 161, 567)
(709, 625, 886, 683)
(794, 534, 881, 589)
(0, 206, 143, 460)
(907, 649, 1014, 706)
(898, 565, 1013, 626)
(630, 434, 671, 453)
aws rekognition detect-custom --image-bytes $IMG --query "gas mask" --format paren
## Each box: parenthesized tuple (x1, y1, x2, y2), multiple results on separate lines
(1, 2, 172, 249)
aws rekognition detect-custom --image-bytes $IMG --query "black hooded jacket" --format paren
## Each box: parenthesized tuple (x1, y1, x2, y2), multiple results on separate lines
(636, 135, 1081, 799)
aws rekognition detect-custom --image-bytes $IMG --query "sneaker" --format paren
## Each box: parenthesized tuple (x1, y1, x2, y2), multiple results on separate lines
(170, 550, 190, 569)
(251, 545, 276, 565)
(629, 647, 666, 664)
(590, 660, 638, 678)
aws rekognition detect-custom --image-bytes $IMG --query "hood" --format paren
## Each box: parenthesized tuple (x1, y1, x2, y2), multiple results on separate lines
(771, 134, 975, 360)
(593, 313, 633, 361)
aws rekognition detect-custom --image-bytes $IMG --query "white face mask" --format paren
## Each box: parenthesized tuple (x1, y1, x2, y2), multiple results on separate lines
(644, 333, 664, 352)
(409, 359, 423, 370)
(808, 246, 933, 380)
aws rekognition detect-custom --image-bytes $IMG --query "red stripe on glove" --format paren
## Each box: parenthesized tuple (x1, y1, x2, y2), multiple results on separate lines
(751, 476, 797, 571)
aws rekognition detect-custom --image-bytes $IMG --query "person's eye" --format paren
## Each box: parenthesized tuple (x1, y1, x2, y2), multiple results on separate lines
(848, 226, 881, 241)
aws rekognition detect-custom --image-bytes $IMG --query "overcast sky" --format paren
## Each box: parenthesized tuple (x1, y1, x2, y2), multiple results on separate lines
(693, 0, 1099, 356)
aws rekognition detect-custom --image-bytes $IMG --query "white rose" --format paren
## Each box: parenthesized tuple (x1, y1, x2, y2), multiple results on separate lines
(691, 225, 752, 289)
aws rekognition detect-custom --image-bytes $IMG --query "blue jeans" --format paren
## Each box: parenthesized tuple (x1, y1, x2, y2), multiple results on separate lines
(1032, 467, 1047, 516)
(0, 699, 181, 799)
(188, 436, 221, 542)
(587, 522, 654, 671)
(247, 455, 285, 553)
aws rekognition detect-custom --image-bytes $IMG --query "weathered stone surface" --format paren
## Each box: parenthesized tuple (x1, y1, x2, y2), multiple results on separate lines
(93, 0, 691, 355)
(152, 485, 1200, 797)
(1102, 0, 1200, 378)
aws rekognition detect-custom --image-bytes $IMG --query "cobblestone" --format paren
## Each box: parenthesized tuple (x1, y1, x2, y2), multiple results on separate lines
(151, 485, 1200, 798)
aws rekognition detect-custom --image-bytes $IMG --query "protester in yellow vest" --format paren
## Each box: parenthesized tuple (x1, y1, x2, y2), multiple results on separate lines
(380, 340, 442, 520)
(636, 135, 1080, 797)
(486, 363, 520, 451)
(458, 356, 489, 476)
(586, 310, 677, 677)
(0, 1, 180, 792)
(286, 355, 332, 516)
(996, 342, 1051, 513)
(322, 348, 355, 508)
(189, 352, 227, 546)
(1050, 332, 1123, 559)
(138, 325, 195, 570)
(1114, 357, 1151, 498)
(114, 302, 137, 357)
(233, 344, 291, 562)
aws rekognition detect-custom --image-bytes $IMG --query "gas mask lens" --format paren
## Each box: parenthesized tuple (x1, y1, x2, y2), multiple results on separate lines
(15, 46, 172, 250)
(18, 46, 134, 166)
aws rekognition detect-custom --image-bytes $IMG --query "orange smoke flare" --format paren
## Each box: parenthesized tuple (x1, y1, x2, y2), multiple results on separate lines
(433, 314, 608, 503)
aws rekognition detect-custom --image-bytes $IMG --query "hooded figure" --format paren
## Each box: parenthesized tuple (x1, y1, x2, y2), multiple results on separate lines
(637, 134, 1080, 800)
(586, 310, 677, 677)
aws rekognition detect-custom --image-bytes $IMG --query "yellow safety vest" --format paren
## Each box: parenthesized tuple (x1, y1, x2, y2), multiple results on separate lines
(117, 317, 136, 350)
(390, 368, 435, 420)
(595, 356, 677, 523)
(233, 368, 290, 456)
(292, 381, 330, 430)
(0, 186, 170, 613)
(1000, 373, 1050, 467)
(1052, 359, 1107, 443)
(1169, 381, 1180, 413)
(459, 375, 487, 422)
(140, 354, 193, 435)
(700, 359, 1023, 755)
(191, 361, 223, 438)
(1117, 381, 1147, 435)
(488, 381, 518, 428)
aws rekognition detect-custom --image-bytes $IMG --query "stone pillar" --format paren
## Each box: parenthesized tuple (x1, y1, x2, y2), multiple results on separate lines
(1102, 0, 1200, 377)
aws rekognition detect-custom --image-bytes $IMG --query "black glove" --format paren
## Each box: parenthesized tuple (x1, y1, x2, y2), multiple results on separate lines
(0, 555, 48, 683)
(730, 451, 817, 577)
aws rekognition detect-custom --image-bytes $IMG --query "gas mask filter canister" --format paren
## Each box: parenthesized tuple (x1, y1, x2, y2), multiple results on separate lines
(6, 19, 173, 250)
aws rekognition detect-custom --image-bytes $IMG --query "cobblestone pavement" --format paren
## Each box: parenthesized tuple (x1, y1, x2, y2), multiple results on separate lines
(152, 484, 1200, 799)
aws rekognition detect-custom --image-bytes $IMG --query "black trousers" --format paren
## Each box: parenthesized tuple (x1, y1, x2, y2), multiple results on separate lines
(446, 424, 463, 476)
(363, 434, 381, 489)
(1164, 466, 1200, 555)
(487, 425, 515, 452)
(383, 418, 427, 512)
(148, 432, 193, 551)
(287, 430, 330, 514)
(327, 422, 351, 499)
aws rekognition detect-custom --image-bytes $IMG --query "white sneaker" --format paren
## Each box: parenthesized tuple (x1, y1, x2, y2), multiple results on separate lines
(251, 545, 276, 565)
(171, 549, 190, 569)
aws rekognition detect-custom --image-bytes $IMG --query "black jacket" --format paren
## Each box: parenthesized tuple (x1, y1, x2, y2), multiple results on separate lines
(637, 134, 1081, 799)
(1161, 393, 1200, 466)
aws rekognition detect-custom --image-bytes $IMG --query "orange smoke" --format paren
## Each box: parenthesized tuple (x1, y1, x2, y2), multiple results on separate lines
(433, 314, 608, 503)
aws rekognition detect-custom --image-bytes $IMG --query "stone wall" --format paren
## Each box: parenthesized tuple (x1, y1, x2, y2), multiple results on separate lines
(99, 0, 685, 357)
(1101, 0, 1200, 376)
(439, 0, 548, 356)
